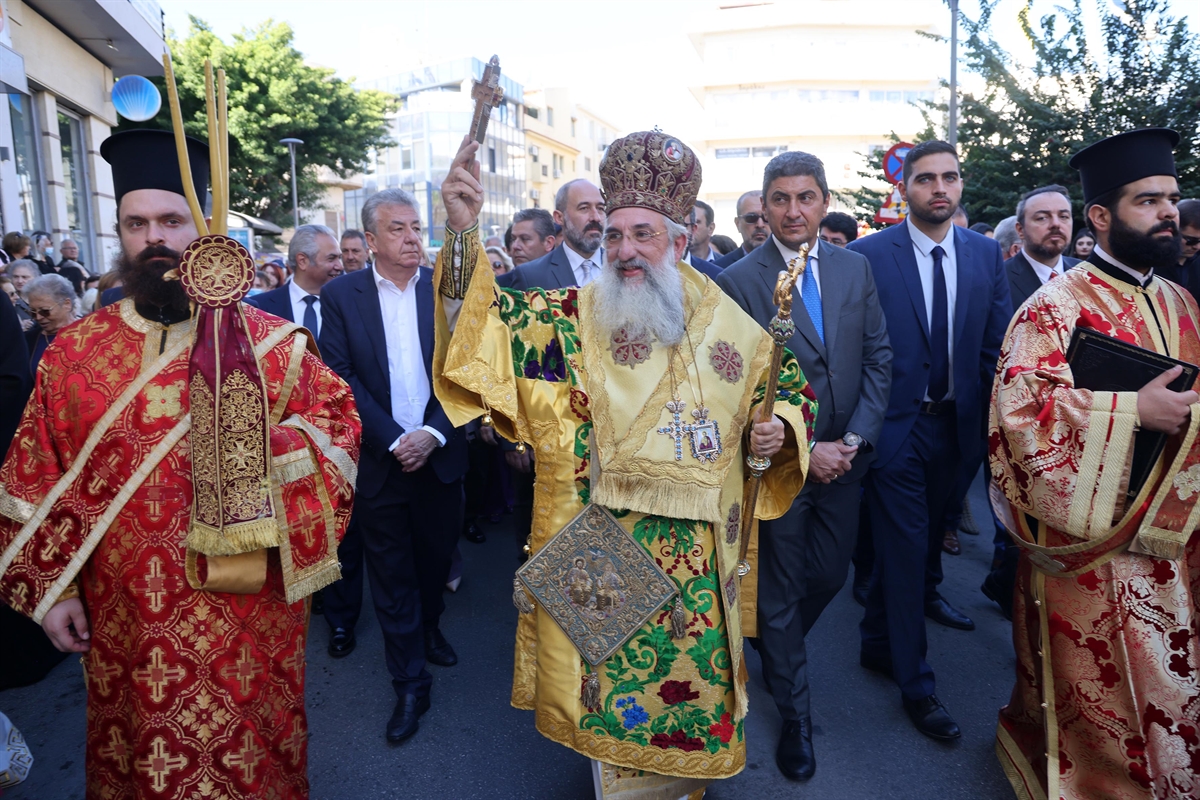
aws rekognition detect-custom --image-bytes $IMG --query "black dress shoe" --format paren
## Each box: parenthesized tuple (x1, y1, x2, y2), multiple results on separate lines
(902, 694, 961, 740)
(981, 572, 1013, 621)
(386, 693, 430, 743)
(776, 718, 816, 781)
(852, 581, 869, 607)
(859, 650, 894, 680)
(310, 590, 324, 616)
(328, 627, 356, 659)
(463, 521, 486, 543)
(424, 628, 458, 667)
(924, 598, 975, 631)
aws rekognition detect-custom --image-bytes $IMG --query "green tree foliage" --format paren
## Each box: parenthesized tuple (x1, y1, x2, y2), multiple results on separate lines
(847, 0, 1200, 226)
(120, 17, 395, 227)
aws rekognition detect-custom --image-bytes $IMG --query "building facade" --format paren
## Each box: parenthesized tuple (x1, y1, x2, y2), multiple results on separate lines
(346, 58, 526, 248)
(521, 87, 619, 210)
(1, 0, 165, 272)
(685, 0, 943, 228)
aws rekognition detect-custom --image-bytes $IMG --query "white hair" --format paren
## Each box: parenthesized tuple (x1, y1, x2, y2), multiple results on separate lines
(593, 212, 685, 347)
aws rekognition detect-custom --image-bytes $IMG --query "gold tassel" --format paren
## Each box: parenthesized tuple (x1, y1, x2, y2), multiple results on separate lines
(593, 471, 723, 524)
(671, 596, 687, 639)
(581, 671, 601, 710)
(734, 656, 750, 720)
(513, 576, 534, 614)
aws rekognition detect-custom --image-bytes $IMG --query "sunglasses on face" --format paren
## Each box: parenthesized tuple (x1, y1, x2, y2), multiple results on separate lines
(1184, 235, 1200, 248)
(32, 307, 56, 318)
(738, 213, 765, 225)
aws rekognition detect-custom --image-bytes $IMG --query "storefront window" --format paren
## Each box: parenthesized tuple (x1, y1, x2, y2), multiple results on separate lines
(9, 94, 45, 232)
(58, 111, 94, 269)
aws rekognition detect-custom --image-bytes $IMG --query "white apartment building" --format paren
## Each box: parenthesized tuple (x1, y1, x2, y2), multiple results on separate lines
(523, 87, 620, 211)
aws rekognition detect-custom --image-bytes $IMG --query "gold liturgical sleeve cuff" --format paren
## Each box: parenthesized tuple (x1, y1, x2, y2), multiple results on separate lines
(752, 400, 807, 520)
(186, 548, 268, 594)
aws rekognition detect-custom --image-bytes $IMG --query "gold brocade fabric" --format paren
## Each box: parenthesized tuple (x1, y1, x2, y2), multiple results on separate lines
(990, 266, 1200, 799)
(434, 238, 815, 781)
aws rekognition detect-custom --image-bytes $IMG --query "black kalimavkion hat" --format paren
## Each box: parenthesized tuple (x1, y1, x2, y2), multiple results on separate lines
(1068, 127, 1180, 205)
(100, 129, 210, 205)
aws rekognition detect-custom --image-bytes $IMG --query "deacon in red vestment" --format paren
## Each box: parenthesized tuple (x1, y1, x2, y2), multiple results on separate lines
(990, 129, 1200, 799)
(0, 129, 360, 799)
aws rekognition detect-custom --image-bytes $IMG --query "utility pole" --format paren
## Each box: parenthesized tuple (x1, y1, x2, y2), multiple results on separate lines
(280, 138, 304, 228)
(948, 0, 959, 147)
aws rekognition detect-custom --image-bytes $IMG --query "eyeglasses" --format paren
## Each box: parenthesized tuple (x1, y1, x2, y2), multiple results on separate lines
(602, 229, 667, 248)
(32, 307, 55, 319)
(1184, 235, 1200, 248)
(491, 261, 505, 269)
(737, 213, 765, 225)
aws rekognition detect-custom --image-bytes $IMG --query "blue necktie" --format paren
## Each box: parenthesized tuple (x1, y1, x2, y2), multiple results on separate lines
(800, 256, 823, 345)
(929, 246, 949, 401)
(302, 294, 319, 338)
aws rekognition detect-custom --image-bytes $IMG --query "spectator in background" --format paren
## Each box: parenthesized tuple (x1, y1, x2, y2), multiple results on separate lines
(507, 208, 557, 267)
(486, 246, 513, 276)
(951, 206, 969, 227)
(28, 232, 54, 274)
(1069, 229, 1095, 259)
(94, 270, 122, 311)
(818, 211, 859, 247)
(483, 235, 503, 249)
(58, 238, 83, 270)
(1165, 198, 1200, 289)
(993, 215, 1022, 259)
(263, 262, 287, 290)
(969, 222, 994, 238)
(688, 200, 719, 262)
(7, 260, 36, 330)
(24, 274, 76, 372)
(1, 278, 15, 305)
(341, 228, 371, 272)
(502, 224, 514, 255)
(3, 232, 30, 265)
(715, 190, 770, 266)
(81, 274, 101, 312)
(250, 270, 270, 295)
(710, 233, 737, 256)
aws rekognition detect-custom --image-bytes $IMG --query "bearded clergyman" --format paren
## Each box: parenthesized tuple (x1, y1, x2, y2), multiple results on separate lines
(0, 129, 360, 798)
(990, 128, 1200, 798)
(433, 130, 816, 798)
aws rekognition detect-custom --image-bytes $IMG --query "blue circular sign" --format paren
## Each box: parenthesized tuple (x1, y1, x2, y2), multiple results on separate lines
(112, 75, 162, 122)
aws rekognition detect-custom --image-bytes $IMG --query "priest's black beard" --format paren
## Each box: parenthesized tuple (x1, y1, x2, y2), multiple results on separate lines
(1108, 213, 1181, 270)
(117, 244, 191, 313)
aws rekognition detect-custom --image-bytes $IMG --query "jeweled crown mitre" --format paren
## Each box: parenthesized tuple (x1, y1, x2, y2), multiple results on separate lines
(598, 130, 702, 225)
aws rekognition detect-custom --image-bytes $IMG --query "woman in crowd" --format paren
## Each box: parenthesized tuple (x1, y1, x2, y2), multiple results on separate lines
(486, 246, 513, 276)
(91, 271, 122, 313)
(24, 274, 77, 373)
(2, 233, 30, 265)
(27, 232, 55, 274)
(250, 270, 271, 296)
(1071, 229, 1095, 259)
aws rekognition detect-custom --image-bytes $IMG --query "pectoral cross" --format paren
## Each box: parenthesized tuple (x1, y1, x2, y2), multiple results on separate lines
(469, 55, 504, 144)
(657, 400, 694, 462)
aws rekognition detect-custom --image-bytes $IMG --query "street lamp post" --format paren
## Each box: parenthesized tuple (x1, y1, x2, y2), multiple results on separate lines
(948, 0, 959, 147)
(280, 137, 304, 229)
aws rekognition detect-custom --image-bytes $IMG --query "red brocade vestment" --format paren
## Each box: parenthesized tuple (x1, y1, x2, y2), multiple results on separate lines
(0, 300, 360, 799)
(990, 262, 1200, 799)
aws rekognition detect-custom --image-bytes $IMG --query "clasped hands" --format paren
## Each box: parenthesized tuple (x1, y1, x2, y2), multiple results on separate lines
(392, 429, 438, 473)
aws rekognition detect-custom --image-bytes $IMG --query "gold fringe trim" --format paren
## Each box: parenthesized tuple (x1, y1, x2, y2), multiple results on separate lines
(272, 450, 317, 485)
(280, 414, 358, 492)
(185, 516, 281, 557)
(592, 472, 722, 525)
(1130, 527, 1187, 560)
(734, 655, 749, 721)
(284, 555, 342, 604)
(0, 485, 35, 524)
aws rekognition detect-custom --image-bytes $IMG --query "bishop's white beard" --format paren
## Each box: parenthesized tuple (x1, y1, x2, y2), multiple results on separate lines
(592, 246, 685, 347)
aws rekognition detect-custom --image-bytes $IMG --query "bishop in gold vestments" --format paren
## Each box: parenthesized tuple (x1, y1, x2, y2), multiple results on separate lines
(436, 130, 816, 799)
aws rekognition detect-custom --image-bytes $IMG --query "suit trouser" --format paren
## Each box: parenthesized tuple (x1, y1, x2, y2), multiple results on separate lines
(854, 491, 948, 606)
(758, 479, 861, 721)
(323, 515, 364, 632)
(860, 412, 959, 700)
(357, 462, 464, 699)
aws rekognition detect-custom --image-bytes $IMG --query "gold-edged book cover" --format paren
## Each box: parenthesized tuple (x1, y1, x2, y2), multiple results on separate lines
(516, 504, 676, 667)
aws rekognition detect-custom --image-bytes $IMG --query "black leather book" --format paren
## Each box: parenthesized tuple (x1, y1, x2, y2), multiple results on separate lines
(1066, 327, 1199, 500)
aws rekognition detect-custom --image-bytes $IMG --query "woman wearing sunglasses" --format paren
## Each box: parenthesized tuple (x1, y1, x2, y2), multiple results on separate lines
(24, 274, 77, 373)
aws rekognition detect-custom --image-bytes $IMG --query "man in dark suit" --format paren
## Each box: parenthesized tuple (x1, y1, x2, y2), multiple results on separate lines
(500, 180, 605, 290)
(715, 190, 770, 267)
(320, 188, 468, 744)
(718, 152, 891, 781)
(507, 207, 557, 268)
(847, 140, 1011, 741)
(688, 200, 720, 263)
(1006, 185, 1082, 309)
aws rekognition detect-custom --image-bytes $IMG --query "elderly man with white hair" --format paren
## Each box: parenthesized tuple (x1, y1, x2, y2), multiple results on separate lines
(434, 130, 819, 799)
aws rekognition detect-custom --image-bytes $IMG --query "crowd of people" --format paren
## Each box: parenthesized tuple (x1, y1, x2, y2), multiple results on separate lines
(0, 117, 1198, 800)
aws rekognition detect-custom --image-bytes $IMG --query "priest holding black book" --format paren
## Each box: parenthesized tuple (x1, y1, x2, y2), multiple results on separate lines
(989, 127, 1200, 800)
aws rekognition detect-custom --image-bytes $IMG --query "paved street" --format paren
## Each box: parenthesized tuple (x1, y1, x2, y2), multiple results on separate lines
(4, 474, 1015, 799)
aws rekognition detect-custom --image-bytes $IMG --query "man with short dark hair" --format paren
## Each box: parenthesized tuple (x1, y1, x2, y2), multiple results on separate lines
(848, 139, 1011, 741)
(507, 208, 557, 267)
(688, 200, 718, 261)
(991, 127, 1200, 800)
(818, 212, 858, 247)
(718, 151, 890, 781)
(1007, 185, 1081, 310)
(340, 228, 370, 272)
(715, 190, 770, 267)
(246, 223, 343, 333)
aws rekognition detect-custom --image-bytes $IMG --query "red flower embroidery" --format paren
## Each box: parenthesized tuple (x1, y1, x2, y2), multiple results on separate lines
(651, 730, 706, 751)
(658, 680, 700, 705)
(709, 712, 734, 743)
(709, 340, 743, 383)
(610, 328, 652, 367)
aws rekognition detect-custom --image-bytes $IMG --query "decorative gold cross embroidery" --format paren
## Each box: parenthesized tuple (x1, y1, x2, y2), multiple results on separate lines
(219, 641, 264, 696)
(223, 729, 266, 783)
(132, 556, 169, 614)
(91, 660, 123, 697)
(38, 518, 74, 562)
(87, 449, 127, 495)
(135, 735, 188, 793)
(132, 646, 187, 704)
(1174, 464, 1200, 501)
(98, 725, 131, 772)
(280, 716, 306, 765)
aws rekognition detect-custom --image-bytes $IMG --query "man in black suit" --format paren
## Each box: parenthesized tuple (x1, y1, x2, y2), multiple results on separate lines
(688, 200, 720, 262)
(500, 180, 604, 290)
(718, 152, 891, 781)
(320, 188, 468, 743)
(715, 190, 770, 267)
(1006, 185, 1082, 309)
(507, 207, 557, 268)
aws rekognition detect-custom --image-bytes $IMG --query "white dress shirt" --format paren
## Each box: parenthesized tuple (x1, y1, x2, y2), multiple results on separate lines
(1022, 248, 1065, 285)
(773, 237, 821, 297)
(287, 279, 321, 335)
(906, 217, 958, 400)
(374, 267, 445, 451)
(564, 244, 601, 286)
(1092, 244, 1152, 287)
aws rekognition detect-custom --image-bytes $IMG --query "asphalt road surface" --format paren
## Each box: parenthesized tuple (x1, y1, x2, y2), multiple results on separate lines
(4, 473, 1015, 799)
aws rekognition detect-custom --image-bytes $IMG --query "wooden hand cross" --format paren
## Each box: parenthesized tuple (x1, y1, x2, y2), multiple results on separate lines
(470, 55, 504, 145)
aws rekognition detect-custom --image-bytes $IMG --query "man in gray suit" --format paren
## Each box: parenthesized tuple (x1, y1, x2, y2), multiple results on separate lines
(717, 152, 891, 782)
(499, 180, 605, 291)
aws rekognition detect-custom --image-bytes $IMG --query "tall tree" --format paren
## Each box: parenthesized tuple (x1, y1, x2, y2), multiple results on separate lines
(847, 0, 1200, 226)
(121, 17, 395, 228)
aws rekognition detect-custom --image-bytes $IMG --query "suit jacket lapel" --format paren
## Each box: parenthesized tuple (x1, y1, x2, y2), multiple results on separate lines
(1010, 252, 1041, 305)
(892, 225, 930, 345)
(550, 245, 576, 288)
(757, 237, 826, 360)
(417, 267, 434, 371)
(359, 268, 390, 380)
(952, 227, 972, 346)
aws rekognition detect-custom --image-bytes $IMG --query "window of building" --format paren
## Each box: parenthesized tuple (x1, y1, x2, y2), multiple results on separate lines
(751, 145, 788, 158)
(400, 144, 413, 170)
(571, 118, 576, 137)
(489, 146, 496, 173)
(9, 95, 45, 232)
(542, 164, 548, 177)
(715, 148, 750, 159)
(525, 106, 539, 119)
(584, 157, 591, 172)
(588, 120, 595, 139)
(57, 110, 94, 268)
(547, 107, 555, 127)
